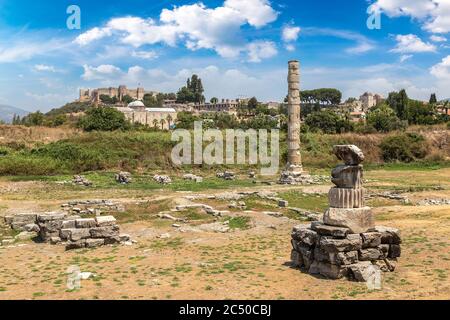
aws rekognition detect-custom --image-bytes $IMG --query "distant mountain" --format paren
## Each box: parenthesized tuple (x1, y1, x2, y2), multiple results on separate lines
(0, 104, 29, 123)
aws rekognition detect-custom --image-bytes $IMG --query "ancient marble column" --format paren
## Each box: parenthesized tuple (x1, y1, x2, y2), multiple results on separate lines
(287, 60, 303, 173)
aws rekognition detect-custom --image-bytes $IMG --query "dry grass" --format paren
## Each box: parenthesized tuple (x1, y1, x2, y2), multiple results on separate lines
(0, 125, 80, 147)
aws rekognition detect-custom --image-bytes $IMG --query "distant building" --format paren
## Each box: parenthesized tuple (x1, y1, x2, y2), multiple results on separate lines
(193, 98, 248, 115)
(348, 111, 366, 123)
(359, 92, 383, 111)
(115, 102, 177, 130)
(267, 101, 281, 109)
(79, 85, 158, 104)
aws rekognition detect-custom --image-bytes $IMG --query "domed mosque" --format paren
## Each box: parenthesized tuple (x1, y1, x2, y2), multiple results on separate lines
(127, 100, 145, 109)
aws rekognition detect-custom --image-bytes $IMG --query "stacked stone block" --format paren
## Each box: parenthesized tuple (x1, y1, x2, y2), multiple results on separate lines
(291, 145, 402, 281)
(4, 212, 129, 250)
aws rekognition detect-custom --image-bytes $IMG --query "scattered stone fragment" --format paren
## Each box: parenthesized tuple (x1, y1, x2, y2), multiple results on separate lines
(216, 171, 235, 180)
(153, 175, 172, 184)
(73, 175, 92, 187)
(264, 211, 283, 217)
(348, 261, 378, 282)
(115, 171, 132, 184)
(183, 174, 203, 183)
(278, 200, 289, 208)
(159, 233, 171, 239)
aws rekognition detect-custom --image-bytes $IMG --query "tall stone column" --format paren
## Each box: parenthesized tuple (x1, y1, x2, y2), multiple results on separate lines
(279, 61, 311, 184)
(287, 60, 303, 173)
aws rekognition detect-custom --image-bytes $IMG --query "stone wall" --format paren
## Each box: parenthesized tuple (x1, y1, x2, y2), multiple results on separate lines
(4, 212, 130, 250)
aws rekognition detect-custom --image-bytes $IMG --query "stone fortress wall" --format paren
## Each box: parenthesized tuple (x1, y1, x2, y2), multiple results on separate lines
(79, 85, 158, 103)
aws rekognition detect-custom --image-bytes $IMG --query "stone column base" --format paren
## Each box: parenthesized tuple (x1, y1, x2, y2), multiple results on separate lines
(323, 207, 374, 234)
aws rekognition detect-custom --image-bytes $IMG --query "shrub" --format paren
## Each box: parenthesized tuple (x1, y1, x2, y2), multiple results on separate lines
(0, 155, 64, 175)
(366, 104, 406, 132)
(380, 132, 429, 162)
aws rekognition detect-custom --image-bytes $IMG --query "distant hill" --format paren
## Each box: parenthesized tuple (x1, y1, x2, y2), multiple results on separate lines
(46, 101, 92, 116)
(0, 104, 29, 123)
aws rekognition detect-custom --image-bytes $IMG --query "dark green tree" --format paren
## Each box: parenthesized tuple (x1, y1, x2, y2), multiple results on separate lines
(247, 97, 258, 109)
(429, 93, 437, 104)
(78, 107, 130, 131)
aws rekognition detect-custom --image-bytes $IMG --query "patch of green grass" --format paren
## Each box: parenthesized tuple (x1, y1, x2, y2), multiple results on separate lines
(32, 292, 45, 298)
(223, 216, 251, 230)
(279, 191, 328, 212)
(150, 237, 184, 250)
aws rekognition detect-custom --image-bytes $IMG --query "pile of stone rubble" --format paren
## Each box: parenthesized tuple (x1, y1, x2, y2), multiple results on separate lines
(291, 145, 402, 282)
(183, 174, 203, 183)
(153, 175, 172, 184)
(115, 171, 132, 184)
(216, 171, 236, 180)
(72, 175, 92, 186)
(4, 212, 131, 250)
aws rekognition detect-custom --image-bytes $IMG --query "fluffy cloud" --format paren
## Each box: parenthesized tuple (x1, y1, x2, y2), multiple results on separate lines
(430, 55, 450, 79)
(247, 41, 277, 63)
(391, 34, 436, 53)
(74, 27, 112, 46)
(282, 26, 301, 42)
(282, 25, 300, 51)
(430, 35, 447, 42)
(74, 0, 278, 62)
(82, 64, 122, 81)
(370, 0, 450, 33)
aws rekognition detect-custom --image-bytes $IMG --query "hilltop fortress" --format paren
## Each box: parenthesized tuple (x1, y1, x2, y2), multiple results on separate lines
(79, 85, 158, 103)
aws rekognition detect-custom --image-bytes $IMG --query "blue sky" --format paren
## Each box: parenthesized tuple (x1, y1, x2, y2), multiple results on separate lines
(0, 0, 449, 111)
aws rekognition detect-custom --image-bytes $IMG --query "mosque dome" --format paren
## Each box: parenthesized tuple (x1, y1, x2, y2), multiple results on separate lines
(127, 100, 145, 108)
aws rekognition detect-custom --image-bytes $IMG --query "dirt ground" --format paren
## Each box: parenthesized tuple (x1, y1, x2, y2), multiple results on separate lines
(0, 168, 449, 300)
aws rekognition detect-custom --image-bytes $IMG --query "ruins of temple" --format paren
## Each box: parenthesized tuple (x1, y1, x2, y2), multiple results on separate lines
(291, 145, 402, 282)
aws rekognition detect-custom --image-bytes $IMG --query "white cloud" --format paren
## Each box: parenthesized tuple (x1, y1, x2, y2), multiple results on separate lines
(430, 35, 447, 42)
(74, 0, 279, 62)
(247, 41, 277, 63)
(391, 34, 436, 53)
(34, 64, 56, 72)
(132, 50, 158, 60)
(282, 25, 301, 42)
(82, 64, 123, 81)
(74, 27, 112, 46)
(430, 55, 450, 79)
(400, 54, 413, 62)
(370, 0, 450, 33)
